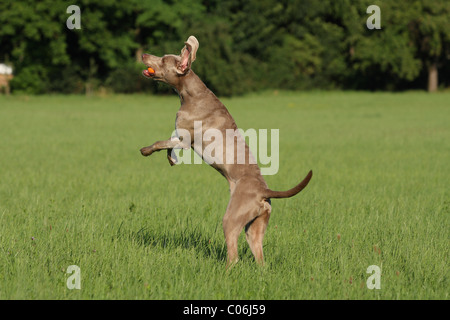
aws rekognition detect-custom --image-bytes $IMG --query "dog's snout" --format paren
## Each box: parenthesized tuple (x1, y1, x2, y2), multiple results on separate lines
(142, 53, 149, 60)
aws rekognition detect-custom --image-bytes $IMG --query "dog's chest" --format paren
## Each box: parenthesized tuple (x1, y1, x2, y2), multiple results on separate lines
(175, 106, 209, 131)
(175, 110, 191, 130)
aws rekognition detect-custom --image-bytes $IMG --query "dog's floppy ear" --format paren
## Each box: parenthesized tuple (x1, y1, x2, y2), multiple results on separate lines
(178, 36, 199, 74)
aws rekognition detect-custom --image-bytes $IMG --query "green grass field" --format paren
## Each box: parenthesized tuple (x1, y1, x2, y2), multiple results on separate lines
(0, 91, 448, 299)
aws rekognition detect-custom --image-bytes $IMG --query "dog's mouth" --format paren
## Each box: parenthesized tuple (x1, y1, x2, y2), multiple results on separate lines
(142, 67, 156, 78)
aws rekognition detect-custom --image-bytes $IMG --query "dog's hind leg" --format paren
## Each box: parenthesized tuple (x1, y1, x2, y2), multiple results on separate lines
(245, 200, 271, 265)
(222, 190, 261, 268)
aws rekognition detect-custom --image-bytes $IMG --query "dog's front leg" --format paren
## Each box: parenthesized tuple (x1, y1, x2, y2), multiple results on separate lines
(140, 137, 186, 158)
(166, 149, 178, 166)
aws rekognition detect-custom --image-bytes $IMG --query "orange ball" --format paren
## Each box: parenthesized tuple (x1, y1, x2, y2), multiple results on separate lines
(147, 67, 155, 73)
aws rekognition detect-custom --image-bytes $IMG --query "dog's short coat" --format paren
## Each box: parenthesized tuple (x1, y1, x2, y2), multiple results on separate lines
(141, 36, 312, 267)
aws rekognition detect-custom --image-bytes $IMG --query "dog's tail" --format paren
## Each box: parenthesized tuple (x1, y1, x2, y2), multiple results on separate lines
(263, 170, 312, 199)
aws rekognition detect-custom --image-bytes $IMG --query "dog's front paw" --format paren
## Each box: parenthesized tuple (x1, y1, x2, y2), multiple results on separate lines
(140, 146, 153, 157)
(167, 151, 178, 166)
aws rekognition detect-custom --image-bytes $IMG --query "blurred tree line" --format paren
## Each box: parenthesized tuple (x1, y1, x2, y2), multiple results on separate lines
(0, 0, 449, 96)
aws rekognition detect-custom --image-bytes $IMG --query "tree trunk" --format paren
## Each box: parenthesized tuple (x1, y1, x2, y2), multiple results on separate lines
(136, 47, 143, 62)
(427, 62, 438, 92)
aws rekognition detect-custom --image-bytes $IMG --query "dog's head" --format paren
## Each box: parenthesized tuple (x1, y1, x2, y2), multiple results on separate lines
(142, 36, 199, 86)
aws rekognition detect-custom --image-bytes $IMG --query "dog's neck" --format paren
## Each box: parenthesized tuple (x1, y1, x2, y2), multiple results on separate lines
(175, 71, 211, 104)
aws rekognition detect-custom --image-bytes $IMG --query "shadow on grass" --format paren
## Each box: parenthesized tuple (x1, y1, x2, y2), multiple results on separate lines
(125, 226, 230, 263)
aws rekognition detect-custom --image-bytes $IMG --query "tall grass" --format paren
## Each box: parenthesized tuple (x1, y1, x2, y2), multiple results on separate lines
(0, 92, 448, 299)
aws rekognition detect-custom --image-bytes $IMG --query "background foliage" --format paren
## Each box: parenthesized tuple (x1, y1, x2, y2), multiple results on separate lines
(0, 0, 449, 96)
